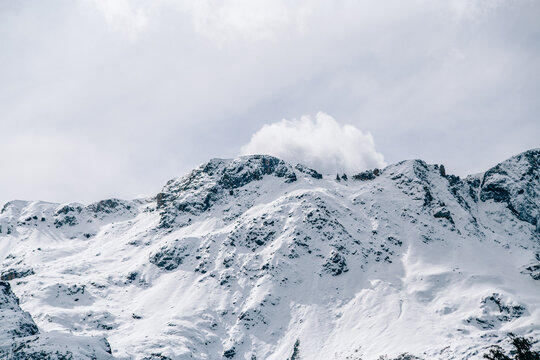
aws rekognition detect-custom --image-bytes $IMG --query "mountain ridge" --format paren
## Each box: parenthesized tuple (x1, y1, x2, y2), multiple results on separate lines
(0, 148, 539, 359)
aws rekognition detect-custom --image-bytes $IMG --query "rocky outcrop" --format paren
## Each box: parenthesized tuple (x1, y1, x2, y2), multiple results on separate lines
(0, 268, 34, 281)
(0, 281, 113, 359)
(0, 281, 39, 340)
(480, 149, 539, 227)
(322, 251, 349, 276)
(156, 155, 299, 228)
(352, 169, 379, 181)
(294, 164, 323, 179)
(466, 293, 527, 330)
(521, 263, 540, 280)
(433, 209, 454, 224)
(1, 149, 539, 360)
(86, 198, 133, 214)
(149, 240, 195, 271)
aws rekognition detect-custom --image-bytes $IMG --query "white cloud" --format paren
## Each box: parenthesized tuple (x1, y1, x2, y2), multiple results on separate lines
(86, 0, 150, 39)
(448, 0, 505, 20)
(1, 0, 538, 205)
(84, 0, 508, 43)
(185, 0, 296, 44)
(241, 112, 386, 174)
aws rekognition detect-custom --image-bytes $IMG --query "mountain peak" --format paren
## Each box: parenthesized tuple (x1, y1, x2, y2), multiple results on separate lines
(155, 155, 327, 228)
(1, 149, 539, 359)
(479, 148, 539, 227)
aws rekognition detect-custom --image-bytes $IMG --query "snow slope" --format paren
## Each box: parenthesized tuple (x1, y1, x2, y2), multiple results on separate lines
(0, 151, 539, 359)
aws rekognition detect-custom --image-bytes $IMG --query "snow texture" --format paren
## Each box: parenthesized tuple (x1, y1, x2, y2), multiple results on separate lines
(0, 150, 539, 359)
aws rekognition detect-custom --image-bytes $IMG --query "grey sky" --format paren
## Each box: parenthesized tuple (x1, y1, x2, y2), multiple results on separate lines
(1, 0, 539, 206)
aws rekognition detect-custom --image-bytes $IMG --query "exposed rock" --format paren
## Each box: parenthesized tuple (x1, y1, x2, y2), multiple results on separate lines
(0, 150, 539, 359)
(288, 339, 300, 360)
(227, 215, 281, 250)
(55, 204, 83, 216)
(156, 155, 298, 227)
(223, 347, 236, 358)
(433, 209, 454, 224)
(1, 268, 34, 281)
(466, 293, 526, 330)
(480, 149, 539, 226)
(353, 170, 376, 181)
(86, 198, 131, 214)
(150, 245, 190, 271)
(391, 354, 424, 360)
(446, 174, 460, 186)
(0, 281, 39, 339)
(439, 164, 446, 177)
(149, 238, 199, 270)
(49, 199, 137, 231)
(54, 214, 78, 227)
(323, 251, 348, 276)
(156, 193, 165, 208)
(295, 164, 323, 179)
(142, 354, 173, 360)
(239, 307, 267, 329)
(521, 264, 540, 280)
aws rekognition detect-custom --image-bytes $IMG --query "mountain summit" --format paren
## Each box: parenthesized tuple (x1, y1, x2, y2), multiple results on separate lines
(1, 149, 539, 359)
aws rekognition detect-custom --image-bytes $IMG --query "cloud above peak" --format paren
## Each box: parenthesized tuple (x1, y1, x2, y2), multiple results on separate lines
(241, 113, 386, 174)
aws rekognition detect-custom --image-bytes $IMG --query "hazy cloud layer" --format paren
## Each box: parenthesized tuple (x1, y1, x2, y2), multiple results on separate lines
(241, 113, 385, 173)
(0, 0, 538, 205)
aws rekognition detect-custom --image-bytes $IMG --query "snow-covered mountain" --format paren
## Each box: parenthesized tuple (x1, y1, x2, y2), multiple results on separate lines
(1, 150, 539, 359)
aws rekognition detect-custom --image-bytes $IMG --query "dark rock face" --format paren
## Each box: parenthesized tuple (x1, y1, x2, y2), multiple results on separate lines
(50, 199, 137, 230)
(1, 268, 34, 281)
(0, 281, 39, 339)
(1, 281, 114, 358)
(223, 347, 236, 358)
(150, 246, 189, 271)
(466, 177, 481, 203)
(149, 239, 195, 270)
(446, 174, 460, 186)
(323, 251, 348, 276)
(217, 155, 297, 189)
(433, 209, 454, 224)
(391, 354, 424, 360)
(156, 155, 299, 227)
(142, 354, 173, 360)
(86, 199, 131, 214)
(352, 166, 383, 181)
(1, 350, 71, 360)
(54, 215, 79, 227)
(466, 293, 526, 330)
(521, 264, 540, 280)
(156, 193, 165, 208)
(439, 164, 446, 177)
(227, 216, 280, 250)
(294, 164, 323, 179)
(289, 339, 300, 360)
(239, 308, 267, 329)
(55, 204, 83, 216)
(480, 149, 539, 227)
(52, 204, 83, 227)
(353, 170, 377, 181)
(386, 160, 439, 210)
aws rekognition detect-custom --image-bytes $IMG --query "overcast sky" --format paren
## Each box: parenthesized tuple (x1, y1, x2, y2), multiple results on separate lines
(1, 0, 539, 206)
